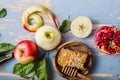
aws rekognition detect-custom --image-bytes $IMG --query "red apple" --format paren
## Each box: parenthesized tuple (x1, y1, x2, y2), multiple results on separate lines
(14, 40, 38, 64)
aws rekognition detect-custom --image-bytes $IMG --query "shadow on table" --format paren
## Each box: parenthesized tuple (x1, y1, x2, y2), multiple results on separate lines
(89, 49, 98, 74)
(46, 56, 55, 80)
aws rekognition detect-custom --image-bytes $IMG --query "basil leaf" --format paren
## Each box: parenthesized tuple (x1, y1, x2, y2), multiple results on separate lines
(35, 57, 47, 80)
(0, 8, 7, 18)
(59, 20, 70, 33)
(13, 63, 34, 75)
(0, 43, 14, 54)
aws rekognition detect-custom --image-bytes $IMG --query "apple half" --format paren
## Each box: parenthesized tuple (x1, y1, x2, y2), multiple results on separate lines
(70, 16, 93, 38)
(35, 25, 61, 50)
(21, 5, 58, 32)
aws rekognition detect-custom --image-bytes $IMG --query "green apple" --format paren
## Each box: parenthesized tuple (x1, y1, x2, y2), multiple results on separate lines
(35, 25, 61, 50)
(21, 5, 58, 32)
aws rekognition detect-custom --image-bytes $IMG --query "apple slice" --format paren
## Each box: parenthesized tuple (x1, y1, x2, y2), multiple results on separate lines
(70, 16, 92, 38)
(21, 5, 58, 32)
(35, 25, 61, 50)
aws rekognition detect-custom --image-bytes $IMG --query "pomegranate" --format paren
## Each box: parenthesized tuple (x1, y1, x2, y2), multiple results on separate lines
(94, 25, 120, 55)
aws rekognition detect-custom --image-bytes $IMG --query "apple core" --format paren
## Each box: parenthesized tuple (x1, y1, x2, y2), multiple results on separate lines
(44, 31, 53, 40)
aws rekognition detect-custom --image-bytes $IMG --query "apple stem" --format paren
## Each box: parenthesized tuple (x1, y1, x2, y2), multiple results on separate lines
(20, 50, 24, 54)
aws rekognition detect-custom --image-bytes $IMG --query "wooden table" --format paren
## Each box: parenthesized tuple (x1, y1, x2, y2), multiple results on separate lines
(0, 0, 120, 80)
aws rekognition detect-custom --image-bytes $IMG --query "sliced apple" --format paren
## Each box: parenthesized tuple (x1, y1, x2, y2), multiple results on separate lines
(21, 5, 58, 32)
(70, 16, 93, 38)
(35, 25, 61, 50)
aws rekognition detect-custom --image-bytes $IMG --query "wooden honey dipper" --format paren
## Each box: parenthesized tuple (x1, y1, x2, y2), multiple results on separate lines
(62, 66, 92, 80)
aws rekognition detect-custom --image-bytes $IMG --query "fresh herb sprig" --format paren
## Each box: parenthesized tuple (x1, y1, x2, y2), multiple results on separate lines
(59, 20, 70, 33)
(0, 43, 14, 54)
(35, 57, 47, 80)
(13, 52, 48, 80)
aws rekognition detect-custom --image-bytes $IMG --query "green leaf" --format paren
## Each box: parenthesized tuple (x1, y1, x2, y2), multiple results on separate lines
(13, 63, 34, 75)
(0, 8, 7, 18)
(59, 20, 70, 33)
(35, 57, 48, 80)
(0, 43, 14, 54)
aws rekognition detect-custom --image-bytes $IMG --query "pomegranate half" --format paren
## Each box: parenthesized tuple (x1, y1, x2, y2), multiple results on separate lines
(94, 25, 120, 55)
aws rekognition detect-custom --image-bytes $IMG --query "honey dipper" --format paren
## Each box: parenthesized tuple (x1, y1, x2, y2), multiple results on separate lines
(62, 66, 92, 80)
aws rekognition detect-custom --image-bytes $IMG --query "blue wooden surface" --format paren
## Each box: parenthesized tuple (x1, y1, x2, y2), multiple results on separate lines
(0, 0, 120, 80)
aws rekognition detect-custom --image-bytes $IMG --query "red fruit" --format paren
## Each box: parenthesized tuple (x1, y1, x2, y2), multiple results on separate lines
(113, 30, 120, 47)
(94, 26, 120, 55)
(14, 40, 38, 64)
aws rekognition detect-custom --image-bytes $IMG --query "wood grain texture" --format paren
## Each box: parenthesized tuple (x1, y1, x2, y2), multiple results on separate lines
(0, 0, 120, 80)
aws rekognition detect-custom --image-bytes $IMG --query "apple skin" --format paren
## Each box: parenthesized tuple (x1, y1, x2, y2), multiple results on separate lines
(22, 13, 43, 32)
(21, 5, 58, 32)
(14, 40, 38, 64)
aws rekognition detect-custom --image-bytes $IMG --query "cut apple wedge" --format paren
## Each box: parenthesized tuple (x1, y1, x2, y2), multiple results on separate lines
(35, 25, 61, 50)
(70, 16, 93, 38)
(21, 5, 58, 32)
